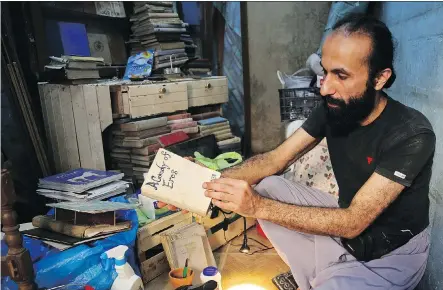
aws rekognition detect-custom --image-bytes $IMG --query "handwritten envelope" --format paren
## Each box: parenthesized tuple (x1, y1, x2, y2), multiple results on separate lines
(141, 148, 221, 216)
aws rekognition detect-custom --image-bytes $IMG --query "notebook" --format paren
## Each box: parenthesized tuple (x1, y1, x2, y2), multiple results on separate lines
(141, 149, 220, 216)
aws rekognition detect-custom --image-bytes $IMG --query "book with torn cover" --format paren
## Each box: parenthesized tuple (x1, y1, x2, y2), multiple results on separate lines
(141, 149, 220, 216)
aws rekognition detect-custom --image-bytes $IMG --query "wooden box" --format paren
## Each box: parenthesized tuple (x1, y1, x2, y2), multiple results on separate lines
(185, 77, 228, 108)
(111, 82, 188, 119)
(137, 212, 192, 284)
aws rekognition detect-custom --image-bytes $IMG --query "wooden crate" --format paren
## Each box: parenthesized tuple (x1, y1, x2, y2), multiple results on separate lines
(137, 212, 192, 284)
(38, 83, 113, 172)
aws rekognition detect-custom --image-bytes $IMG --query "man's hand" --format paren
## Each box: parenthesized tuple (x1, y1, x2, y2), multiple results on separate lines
(203, 178, 264, 217)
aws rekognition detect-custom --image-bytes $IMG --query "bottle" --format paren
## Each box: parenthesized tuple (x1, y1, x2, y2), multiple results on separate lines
(100, 245, 144, 290)
(200, 266, 222, 290)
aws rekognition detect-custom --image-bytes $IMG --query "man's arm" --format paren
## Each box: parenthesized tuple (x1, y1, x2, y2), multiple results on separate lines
(221, 128, 321, 185)
(204, 172, 404, 239)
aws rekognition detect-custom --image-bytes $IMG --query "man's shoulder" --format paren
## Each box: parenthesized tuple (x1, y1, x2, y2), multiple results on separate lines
(381, 97, 435, 148)
(386, 98, 434, 135)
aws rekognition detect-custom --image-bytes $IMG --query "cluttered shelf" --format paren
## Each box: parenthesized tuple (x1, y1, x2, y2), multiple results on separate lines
(40, 4, 130, 23)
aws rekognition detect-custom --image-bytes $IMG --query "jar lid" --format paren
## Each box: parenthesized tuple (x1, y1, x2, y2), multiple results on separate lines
(203, 266, 219, 276)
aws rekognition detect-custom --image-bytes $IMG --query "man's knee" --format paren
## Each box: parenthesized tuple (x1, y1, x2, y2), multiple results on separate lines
(255, 175, 290, 201)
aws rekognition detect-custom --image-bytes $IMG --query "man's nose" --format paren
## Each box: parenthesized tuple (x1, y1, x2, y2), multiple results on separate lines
(320, 75, 336, 97)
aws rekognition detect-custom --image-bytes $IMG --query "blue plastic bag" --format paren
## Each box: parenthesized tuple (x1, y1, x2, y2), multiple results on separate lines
(1, 195, 139, 290)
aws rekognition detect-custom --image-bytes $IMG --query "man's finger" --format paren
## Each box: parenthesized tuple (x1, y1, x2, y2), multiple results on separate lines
(157, 201, 167, 208)
(205, 190, 235, 202)
(167, 205, 178, 211)
(212, 177, 247, 187)
(203, 182, 234, 194)
(211, 199, 235, 212)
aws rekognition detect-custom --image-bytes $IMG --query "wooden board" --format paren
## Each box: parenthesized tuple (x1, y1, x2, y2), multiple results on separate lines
(39, 84, 58, 171)
(126, 82, 187, 97)
(130, 101, 188, 118)
(187, 85, 228, 99)
(129, 91, 187, 107)
(140, 251, 170, 285)
(70, 85, 94, 169)
(188, 94, 229, 108)
(48, 85, 67, 171)
(83, 85, 106, 170)
(137, 212, 192, 262)
(58, 85, 80, 170)
(96, 85, 113, 131)
(208, 217, 256, 251)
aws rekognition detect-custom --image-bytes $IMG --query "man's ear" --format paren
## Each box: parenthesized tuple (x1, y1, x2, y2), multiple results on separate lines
(374, 68, 392, 90)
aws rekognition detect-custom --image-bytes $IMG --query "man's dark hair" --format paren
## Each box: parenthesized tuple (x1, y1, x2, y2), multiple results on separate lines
(332, 14, 396, 89)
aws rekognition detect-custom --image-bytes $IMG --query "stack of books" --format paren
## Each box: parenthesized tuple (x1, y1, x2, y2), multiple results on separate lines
(37, 168, 128, 202)
(111, 114, 192, 184)
(193, 114, 242, 154)
(128, 1, 190, 71)
(44, 55, 104, 80)
(184, 58, 212, 77)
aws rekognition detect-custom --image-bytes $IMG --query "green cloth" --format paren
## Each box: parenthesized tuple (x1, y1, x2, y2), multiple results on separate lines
(194, 152, 242, 171)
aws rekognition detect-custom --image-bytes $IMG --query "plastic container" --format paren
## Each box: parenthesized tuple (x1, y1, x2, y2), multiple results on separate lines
(200, 266, 222, 290)
(169, 268, 194, 289)
(100, 245, 143, 290)
(278, 87, 322, 121)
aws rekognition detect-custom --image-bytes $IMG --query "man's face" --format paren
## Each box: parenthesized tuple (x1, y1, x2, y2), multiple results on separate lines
(320, 32, 377, 135)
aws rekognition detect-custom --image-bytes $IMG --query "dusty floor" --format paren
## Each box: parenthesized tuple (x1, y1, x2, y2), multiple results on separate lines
(145, 226, 290, 290)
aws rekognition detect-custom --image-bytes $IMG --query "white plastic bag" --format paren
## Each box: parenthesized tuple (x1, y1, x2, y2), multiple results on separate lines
(277, 68, 313, 89)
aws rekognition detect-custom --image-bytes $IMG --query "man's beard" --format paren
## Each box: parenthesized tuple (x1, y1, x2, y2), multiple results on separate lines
(323, 82, 376, 136)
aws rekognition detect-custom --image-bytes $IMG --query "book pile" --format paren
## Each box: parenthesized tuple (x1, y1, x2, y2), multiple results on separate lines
(37, 168, 128, 202)
(192, 113, 242, 154)
(181, 33, 196, 59)
(111, 113, 194, 184)
(128, 1, 190, 71)
(44, 55, 104, 80)
(184, 58, 212, 77)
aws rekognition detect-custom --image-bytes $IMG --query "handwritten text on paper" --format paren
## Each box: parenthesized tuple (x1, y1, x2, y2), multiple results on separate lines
(146, 151, 178, 190)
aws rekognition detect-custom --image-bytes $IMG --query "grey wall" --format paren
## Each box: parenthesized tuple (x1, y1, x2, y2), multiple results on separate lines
(377, 2, 443, 289)
(246, 2, 330, 153)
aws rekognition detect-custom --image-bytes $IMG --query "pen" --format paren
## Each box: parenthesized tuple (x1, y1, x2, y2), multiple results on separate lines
(183, 258, 189, 278)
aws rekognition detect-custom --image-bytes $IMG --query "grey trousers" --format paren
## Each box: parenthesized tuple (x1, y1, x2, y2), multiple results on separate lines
(255, 176, 430, 290)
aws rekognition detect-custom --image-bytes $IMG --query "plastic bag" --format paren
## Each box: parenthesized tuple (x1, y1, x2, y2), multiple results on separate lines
(194, 152, 243, 171)
(277, 68, 314, 89)
(1, 195, 139, 290)
(123, 50, 154, 80)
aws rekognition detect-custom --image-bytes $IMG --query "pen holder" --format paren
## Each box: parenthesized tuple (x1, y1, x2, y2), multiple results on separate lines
(169, 267, 194, 289)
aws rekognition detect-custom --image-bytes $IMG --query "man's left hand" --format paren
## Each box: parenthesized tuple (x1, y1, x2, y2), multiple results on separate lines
(203, 178, 263, 217)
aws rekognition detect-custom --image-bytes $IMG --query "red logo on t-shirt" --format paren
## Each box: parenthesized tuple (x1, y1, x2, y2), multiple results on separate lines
(367, 157, 373, 165)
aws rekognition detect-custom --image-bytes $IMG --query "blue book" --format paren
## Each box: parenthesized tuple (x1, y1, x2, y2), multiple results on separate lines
(197, 117, 228, 126)
(58, 22, 91, 57)
(39, 169, 124, 193)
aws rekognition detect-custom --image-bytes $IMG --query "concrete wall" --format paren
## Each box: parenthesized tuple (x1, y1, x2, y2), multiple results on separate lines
(377, 2, 443, 289)
(246, 2, 330, 153)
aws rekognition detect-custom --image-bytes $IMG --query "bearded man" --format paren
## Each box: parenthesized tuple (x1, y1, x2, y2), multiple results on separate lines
(160, 15, 436, 290)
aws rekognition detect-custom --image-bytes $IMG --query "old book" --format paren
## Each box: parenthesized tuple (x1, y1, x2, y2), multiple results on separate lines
(191, 111, 221, 121)
(169, 121, 198, 130)
(171, 127, 198, 134)
(144, 42, 185, 51)
(158, 131, 189, 147)
(201, 128, 231, 137)
(200, 125, 231, 135)
(215, 132, 234, 142)
(199, 121, 229, 132)
(167, 112, 191, 121)
(110, 152, 131, 159)
(142, 149, 220, 216)
(111, 147, 131, 154)
(113, 136, 158, 148)
(217, 136, 241, 147)
(131, 159, 152, 167)
(131, 154, 155, 162)
(167, 118, 193, 125)
(119, 117, 167, 132)
(32, 215, 132, 239)
(197, 117, 227, 126)
(64, 69, 100, 80)
(21, 228, 115, 246)
(131, 146, 151, 156)
(38, 169, 124, 193)
(124, 126, 171, 139)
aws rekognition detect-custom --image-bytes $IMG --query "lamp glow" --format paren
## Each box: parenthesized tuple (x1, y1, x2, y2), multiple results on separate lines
(227, 284, 267, 290)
